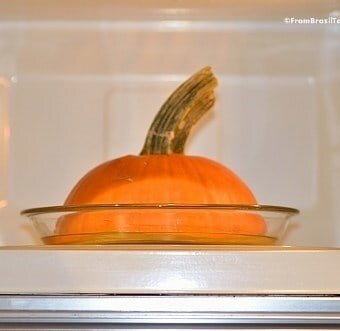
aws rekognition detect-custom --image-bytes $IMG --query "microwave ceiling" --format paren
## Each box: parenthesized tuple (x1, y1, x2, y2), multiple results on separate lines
(0, 0, 338, 22)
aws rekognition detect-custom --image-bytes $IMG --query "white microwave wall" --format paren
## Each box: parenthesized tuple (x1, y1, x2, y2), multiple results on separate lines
(0, 1, 339, 246)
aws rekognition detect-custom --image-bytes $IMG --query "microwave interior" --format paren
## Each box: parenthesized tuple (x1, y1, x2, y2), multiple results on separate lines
(0, 0, 339, 247)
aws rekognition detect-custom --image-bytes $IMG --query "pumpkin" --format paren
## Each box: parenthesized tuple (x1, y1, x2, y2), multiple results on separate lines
(56, 67, 266, 241)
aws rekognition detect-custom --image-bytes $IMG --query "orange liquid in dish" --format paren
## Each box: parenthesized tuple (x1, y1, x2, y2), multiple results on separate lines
(43, 232, 276, 245)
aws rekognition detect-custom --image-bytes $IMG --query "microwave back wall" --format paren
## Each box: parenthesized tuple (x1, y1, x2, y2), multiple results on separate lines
(0, 0, 339, 246)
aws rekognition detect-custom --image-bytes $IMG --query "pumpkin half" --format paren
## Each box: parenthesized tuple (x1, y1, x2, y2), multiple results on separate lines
(57, 67, 266, 238)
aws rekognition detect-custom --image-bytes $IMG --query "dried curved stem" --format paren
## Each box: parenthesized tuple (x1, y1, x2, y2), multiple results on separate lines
(140, 66, 218, 155)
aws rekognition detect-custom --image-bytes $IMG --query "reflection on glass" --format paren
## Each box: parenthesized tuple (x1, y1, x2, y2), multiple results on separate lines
(0, 200, 7, 209)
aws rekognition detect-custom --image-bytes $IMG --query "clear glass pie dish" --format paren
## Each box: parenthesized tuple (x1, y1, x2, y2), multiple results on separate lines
(21, 204, 299, 245)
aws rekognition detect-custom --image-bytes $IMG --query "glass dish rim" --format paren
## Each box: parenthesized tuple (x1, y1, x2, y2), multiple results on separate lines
(21, 203, 300, 217)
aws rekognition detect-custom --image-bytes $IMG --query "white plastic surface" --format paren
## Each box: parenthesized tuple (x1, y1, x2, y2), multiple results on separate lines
(1, 245, 340, 294)
(0, 1, 340, 246)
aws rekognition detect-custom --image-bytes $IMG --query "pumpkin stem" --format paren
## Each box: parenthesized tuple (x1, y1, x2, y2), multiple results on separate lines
(140, 66, 218, 155)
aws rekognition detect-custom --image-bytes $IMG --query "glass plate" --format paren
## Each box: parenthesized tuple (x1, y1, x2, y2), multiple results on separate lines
(21, 204, 299, 245)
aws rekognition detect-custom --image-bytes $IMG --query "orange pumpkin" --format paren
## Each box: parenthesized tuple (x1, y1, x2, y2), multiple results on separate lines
(57, 67, 266, 240)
